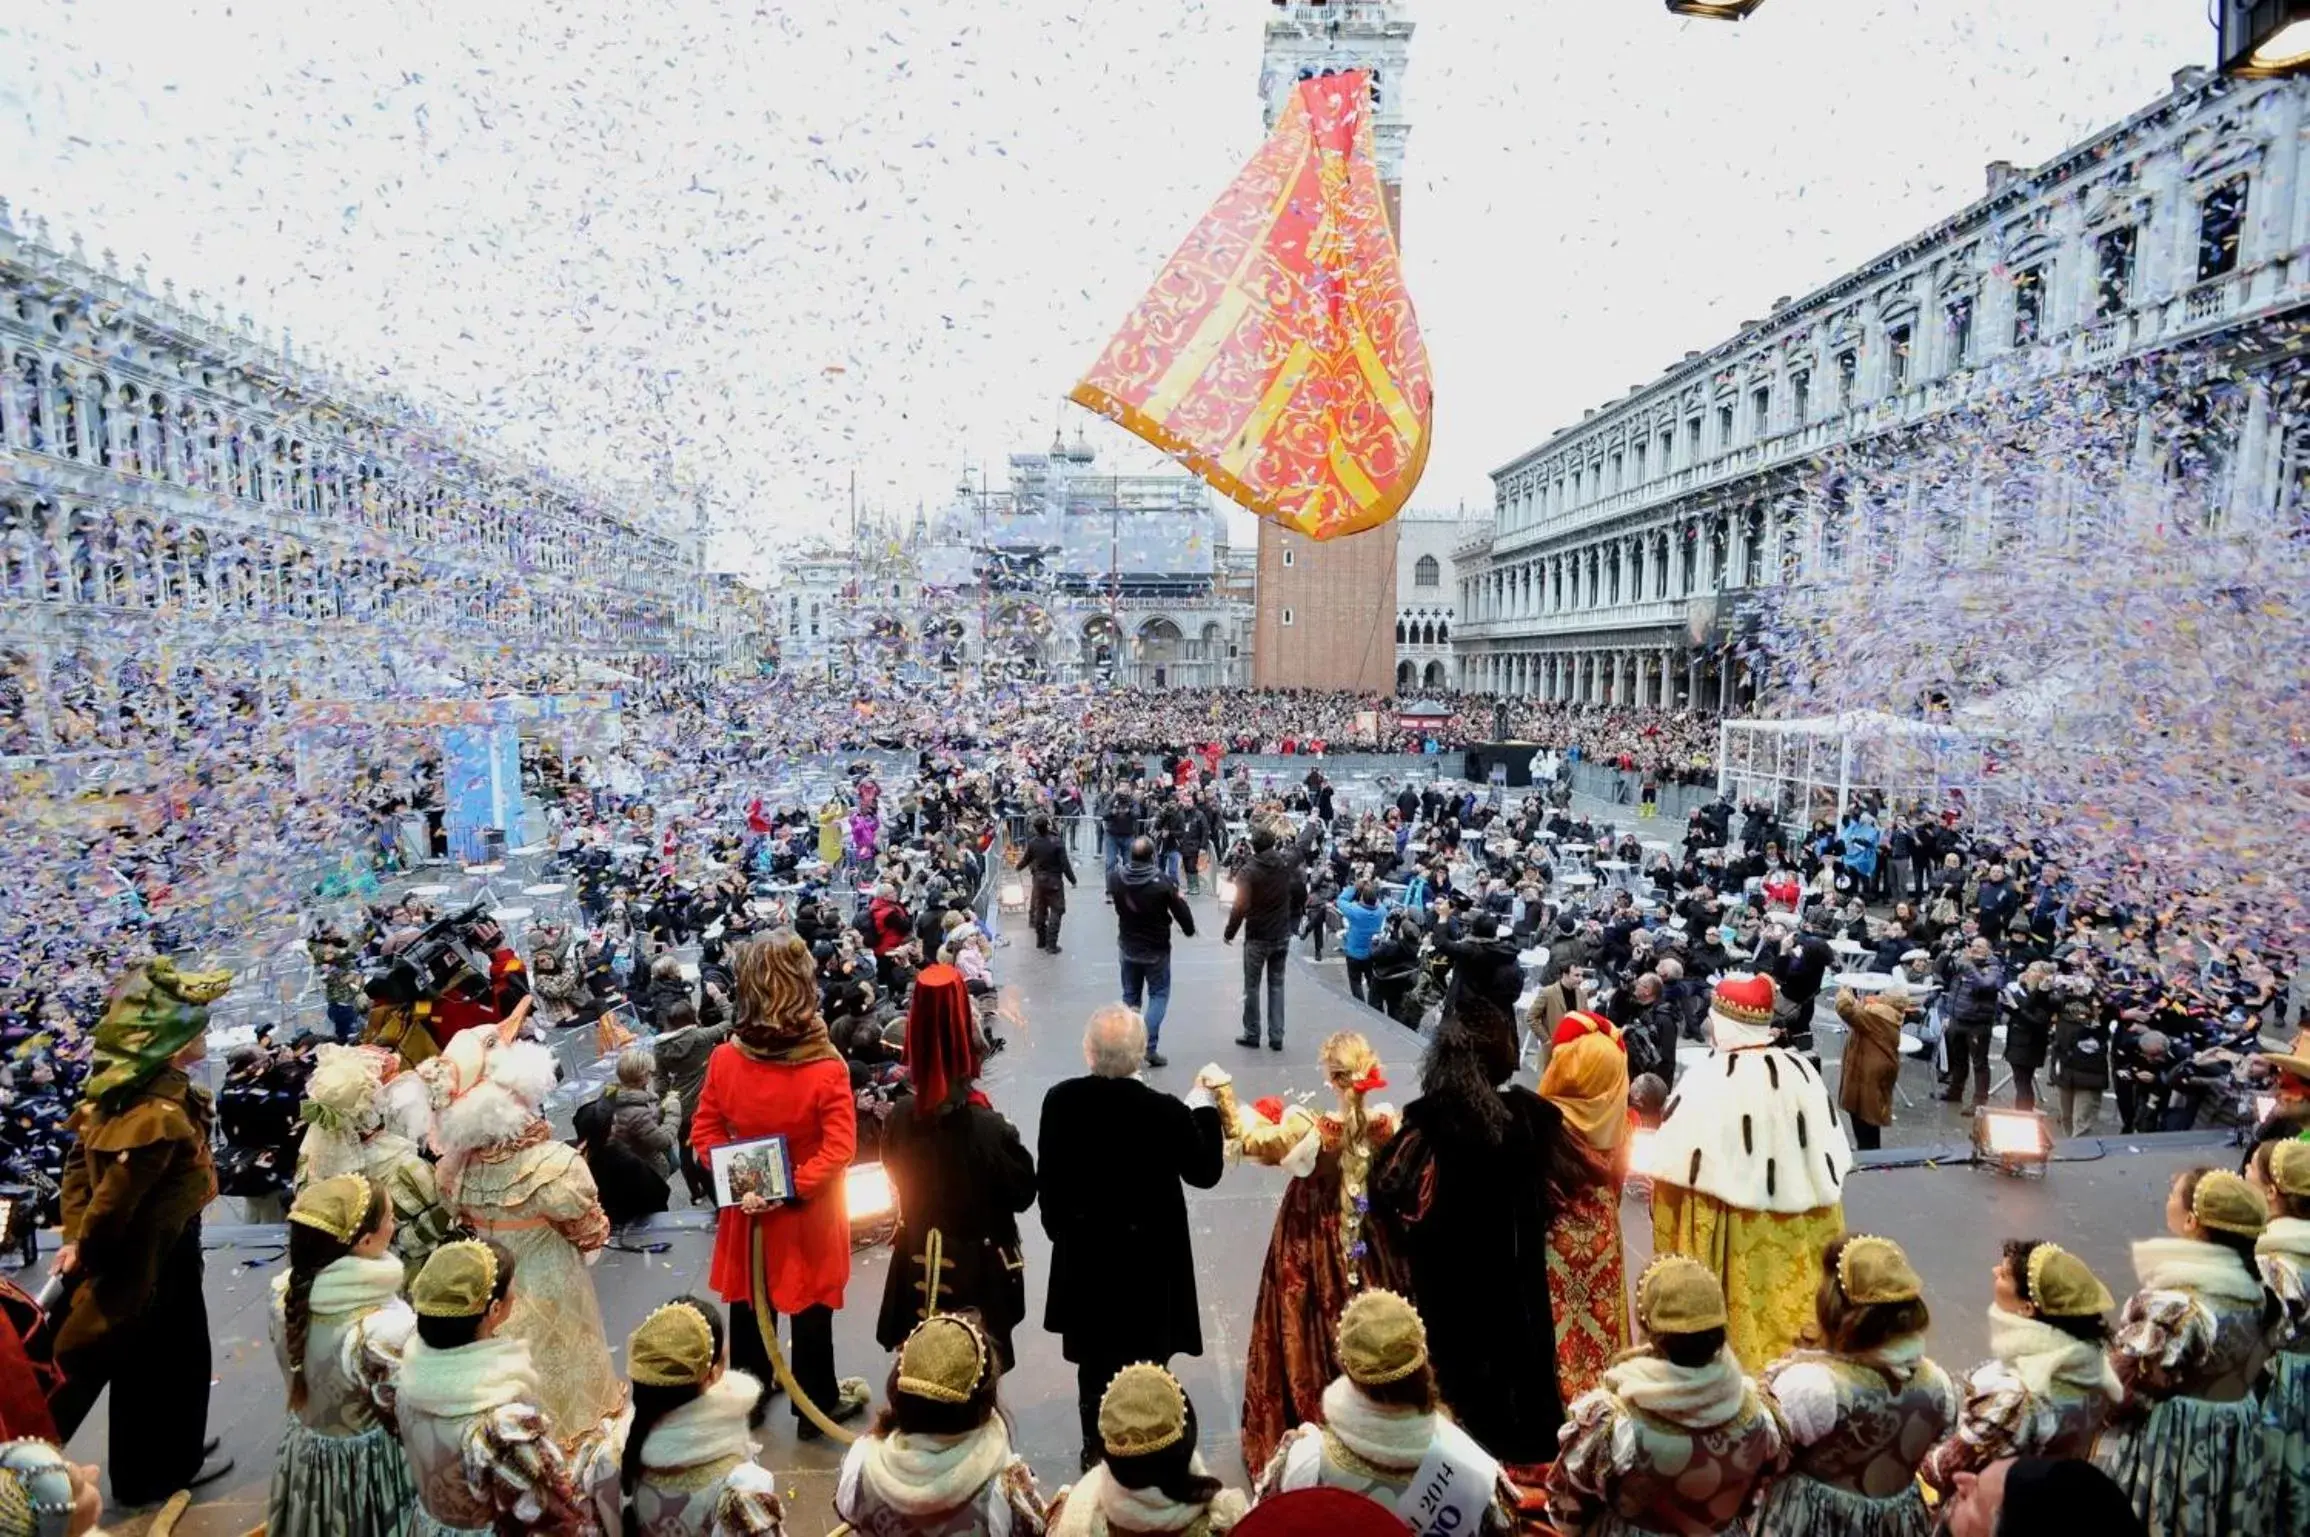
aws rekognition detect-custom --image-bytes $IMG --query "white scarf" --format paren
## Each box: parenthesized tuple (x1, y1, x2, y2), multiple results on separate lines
(640, 1372, 763, 1473)
(1601, 1347, 1749, 1429)
(1052, 1462, 1245, 1537)
(2260, 1216, 2310, 1266)
(307, 1254, 409, 1319)
(395, 1336, 541, 1420)
(1986, 1306, 2123, 1402)
(1318, 1378, 1432, 1473)
(857, 1419, 1014, 1518)
(2131, 1236, 2265, 1305)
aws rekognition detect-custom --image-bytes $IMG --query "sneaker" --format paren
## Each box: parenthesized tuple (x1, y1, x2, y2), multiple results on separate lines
(1144, 1049, 1169, 1069)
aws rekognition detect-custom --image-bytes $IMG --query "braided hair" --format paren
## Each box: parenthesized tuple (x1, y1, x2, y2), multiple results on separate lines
(283, 1175, 390, 1413)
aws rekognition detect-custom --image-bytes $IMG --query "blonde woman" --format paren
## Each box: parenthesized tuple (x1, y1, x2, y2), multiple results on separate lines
(1201, 1030, 1401, 1472)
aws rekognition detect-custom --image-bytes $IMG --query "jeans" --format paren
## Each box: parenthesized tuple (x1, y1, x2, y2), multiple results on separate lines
(1163, 851, 1184, 888)
(326, 1000, 366, 1042)
(1119, 953, 1172, 1045)
(1344, 953, 1373, 1002)
(1241, 938, 1287, 1044)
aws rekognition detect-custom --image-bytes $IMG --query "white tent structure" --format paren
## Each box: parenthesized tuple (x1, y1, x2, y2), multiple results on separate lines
(1716, 710, 2007, 824)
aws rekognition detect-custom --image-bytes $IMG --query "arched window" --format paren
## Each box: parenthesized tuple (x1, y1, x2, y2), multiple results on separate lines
(147, 393, 171, 482)
(1397, 660, 1415, 689)
(118, 385, 143, 475)
(15, 355, 44, 451)
(1436, 619, 1449, 643)
(1421, 621, 1436, 646)
(89, 377, 113, 468)
(1396, 618, 1407, 643)
(1413, 554, 1440, 587)
(51, 367, 79, 460)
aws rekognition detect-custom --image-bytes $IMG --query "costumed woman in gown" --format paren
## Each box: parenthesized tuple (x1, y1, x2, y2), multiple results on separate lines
(2249, 1139, 2310, 1535)
(1202, 1029, 1401, 1472)
(1537, 1010, 1631, 1405)
(429, 1021, 625, 1442)
(1371, 996, 1578, 1470)
(1754, 1234, 1956, 1537)
(836, 1313, 1051, 1536)
(1647, 973, 1851, 1370)
(1917, 1239, 2119, 1499)
(296, 1043, 456, 1279)
(267, 1174, 421, 1537)
(2092, 1167, 2273, 1537)
(621, 1296, 789, 1537)
(1544, 1255, 1786, 1537)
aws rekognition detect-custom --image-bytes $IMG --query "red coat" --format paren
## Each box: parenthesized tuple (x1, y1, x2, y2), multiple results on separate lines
(691, 1043, 856, 1313)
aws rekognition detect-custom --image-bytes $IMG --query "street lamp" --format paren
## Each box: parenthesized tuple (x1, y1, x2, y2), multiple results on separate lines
(2221, 2, 2310, 76)
(1665, 0, 1765, 18)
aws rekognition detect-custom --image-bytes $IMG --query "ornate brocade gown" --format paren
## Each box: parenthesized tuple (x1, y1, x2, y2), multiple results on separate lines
(1227, 1097, 1402, 1474)
(445, 1121, 625, 1441)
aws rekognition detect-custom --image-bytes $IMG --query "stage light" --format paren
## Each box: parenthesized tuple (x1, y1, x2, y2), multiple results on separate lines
(2221, 2, 2310, 76)
(1217, 877, 1238, 906)
(2256, 1092, 2279, 1124)
(1626, 1127, 1662, 1179)
(1665, 0, 1766, 18)
(846, 1162, 895, 1222)
(1973, 1108, 2051, 1177)
(998, 879, 1026, 913)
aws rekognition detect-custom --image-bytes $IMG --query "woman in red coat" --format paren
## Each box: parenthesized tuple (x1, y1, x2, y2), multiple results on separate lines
(691, 929, 870, 1437)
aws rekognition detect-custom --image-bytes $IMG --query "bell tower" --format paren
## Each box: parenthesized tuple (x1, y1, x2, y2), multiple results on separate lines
(1249, 0, 1416, 694)
(1260, 0, 1414, 237)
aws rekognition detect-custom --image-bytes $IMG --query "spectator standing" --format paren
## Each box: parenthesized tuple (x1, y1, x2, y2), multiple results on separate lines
(1224, 827, 1307, 1052)
(1015, 814, 1078, 954)
(1109, 837, 1196, 1070)
(1940, 939, 2005, 1109)
(1037, 1006, 1225, 1472)
(1335, 881, 1392, 1005)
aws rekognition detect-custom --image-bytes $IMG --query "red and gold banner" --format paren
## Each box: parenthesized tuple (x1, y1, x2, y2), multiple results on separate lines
(1071, 69, 1432, 541)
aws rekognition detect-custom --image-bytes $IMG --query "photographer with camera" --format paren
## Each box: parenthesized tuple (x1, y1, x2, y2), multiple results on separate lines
(360, 906, 530, 1067)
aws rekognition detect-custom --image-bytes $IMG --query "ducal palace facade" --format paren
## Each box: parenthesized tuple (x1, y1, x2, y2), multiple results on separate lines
(0, 200, 732, 772)
(1456, 65, 2310, 710)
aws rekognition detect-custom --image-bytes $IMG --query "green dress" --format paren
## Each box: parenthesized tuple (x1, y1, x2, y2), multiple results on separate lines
(2092, 1250, 2270, 1537)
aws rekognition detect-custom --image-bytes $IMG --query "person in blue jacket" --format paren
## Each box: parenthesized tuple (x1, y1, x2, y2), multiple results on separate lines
(1335, 880, 1398, 1006)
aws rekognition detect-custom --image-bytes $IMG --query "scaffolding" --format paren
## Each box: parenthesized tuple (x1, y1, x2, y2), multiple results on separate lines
(1716, 710, 2007, 827)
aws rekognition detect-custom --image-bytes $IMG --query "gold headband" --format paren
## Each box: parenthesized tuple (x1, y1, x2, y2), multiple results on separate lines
(2190, 1169, 2268, 1236)
(287, 1174, 375, 1244)
(412, 1240, 501, 1318)
(1835, 1234, 1922, 1306)
(894, 1315, 992, 1405)
(628, 1301, 719, 1388)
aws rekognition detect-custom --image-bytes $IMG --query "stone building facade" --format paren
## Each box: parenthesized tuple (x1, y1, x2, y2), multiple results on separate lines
(1392, 506, 1484, 693)
(0, 201, 719, 764)
(1456, 66, 2310, 711)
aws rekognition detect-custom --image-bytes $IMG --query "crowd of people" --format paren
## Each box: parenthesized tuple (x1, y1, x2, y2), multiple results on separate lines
(0, 681, 2304, 1537)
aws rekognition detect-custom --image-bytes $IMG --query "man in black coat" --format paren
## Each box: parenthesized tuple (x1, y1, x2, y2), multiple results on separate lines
(1109, 836, 1196, 1068)
(1435, 911, 1525, 1021)
(1037, 1005, 1225, 1471)
(1014, 814, 1077, 953)
(1223, 826, 1307, 1051)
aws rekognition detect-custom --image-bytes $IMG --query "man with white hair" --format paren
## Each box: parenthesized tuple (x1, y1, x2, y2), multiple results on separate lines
(1036, 1004, 1226, 1470)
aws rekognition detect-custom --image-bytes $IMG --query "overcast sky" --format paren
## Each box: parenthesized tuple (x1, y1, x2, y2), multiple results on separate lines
(0, 1, 2210, 574)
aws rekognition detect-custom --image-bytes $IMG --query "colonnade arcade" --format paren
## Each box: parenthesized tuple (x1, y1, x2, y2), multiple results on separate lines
(1459, 644, 1754, 712)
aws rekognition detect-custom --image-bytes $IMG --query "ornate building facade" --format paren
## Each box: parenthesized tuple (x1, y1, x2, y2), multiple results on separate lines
(1456, 66, 2310, 710)
(0, 200, 720, 766)
(771, 436, 1253, 688)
